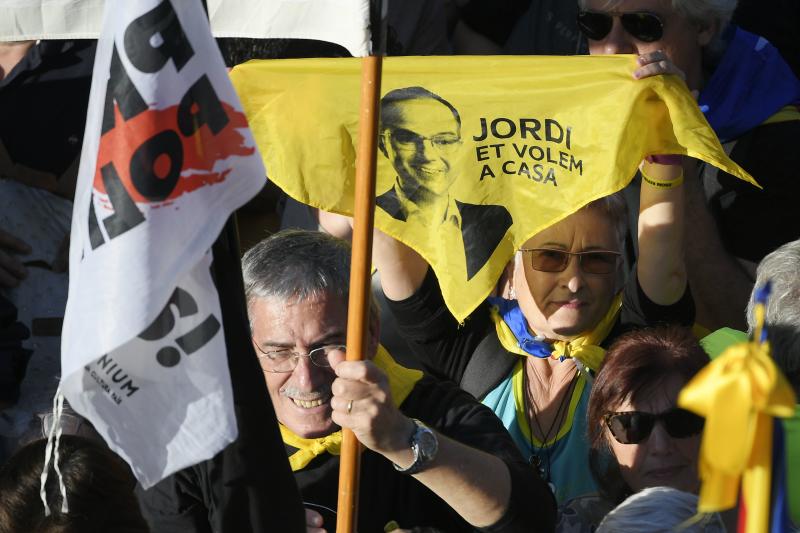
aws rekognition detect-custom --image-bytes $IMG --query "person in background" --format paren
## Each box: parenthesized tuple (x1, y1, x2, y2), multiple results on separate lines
(557, 326, 708, 531)
(0, 435, 149, 532)
(596, 486, 726, 533)
(0, 38, 96, 463)
(745, 238, 800, 527)
(578, 0, 800, 331)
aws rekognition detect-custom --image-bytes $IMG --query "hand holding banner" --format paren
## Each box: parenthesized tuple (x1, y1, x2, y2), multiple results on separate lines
(231, 55, 756, 322)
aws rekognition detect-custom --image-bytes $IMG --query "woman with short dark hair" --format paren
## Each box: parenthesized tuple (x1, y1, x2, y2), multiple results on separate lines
(557, 326, 709, 531)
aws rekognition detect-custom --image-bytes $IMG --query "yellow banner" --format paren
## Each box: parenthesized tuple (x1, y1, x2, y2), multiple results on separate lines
(231, 55, 755, 322)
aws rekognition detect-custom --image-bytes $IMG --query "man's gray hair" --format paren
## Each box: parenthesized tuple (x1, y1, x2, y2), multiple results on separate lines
(241, 229, 352, 319)
(577, 0, 737, 28)
(597, 487, 726, 533)
(746, 238, 800, 393)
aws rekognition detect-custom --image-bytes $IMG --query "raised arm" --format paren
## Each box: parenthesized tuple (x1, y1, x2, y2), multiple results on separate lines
(636, 158, 687, 305)
(371, 227, 429, 302)
(633, 52, 689, 306)
(318, 209, 429, 302)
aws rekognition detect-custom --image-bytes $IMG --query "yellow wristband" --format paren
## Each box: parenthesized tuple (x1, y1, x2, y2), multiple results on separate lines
(641, 168, 684, 189)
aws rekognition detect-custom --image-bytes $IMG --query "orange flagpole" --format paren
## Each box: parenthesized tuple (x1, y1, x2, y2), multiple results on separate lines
(336, 53, 382, 533)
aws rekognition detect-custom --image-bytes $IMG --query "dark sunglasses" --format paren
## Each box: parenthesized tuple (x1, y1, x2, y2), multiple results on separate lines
(519, 248, 621, 275)
(577, 11, 664, 43)
(604, 408, 704, 444)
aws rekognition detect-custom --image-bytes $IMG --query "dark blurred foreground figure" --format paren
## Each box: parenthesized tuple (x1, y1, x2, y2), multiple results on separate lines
(557, 327, 709, 531)
(0, 435, 149, 533)
(139, 229, 555, 533)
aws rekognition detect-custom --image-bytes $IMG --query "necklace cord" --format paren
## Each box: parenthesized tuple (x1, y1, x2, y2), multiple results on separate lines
(524, 359, 579, 481)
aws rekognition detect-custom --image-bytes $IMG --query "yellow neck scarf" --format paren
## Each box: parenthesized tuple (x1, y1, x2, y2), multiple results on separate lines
(490, 293, 622, 372)
(281, 345, 423, 471)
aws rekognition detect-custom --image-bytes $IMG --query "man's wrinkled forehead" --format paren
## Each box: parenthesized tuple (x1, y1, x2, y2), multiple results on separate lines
(249, 292, 348, 345)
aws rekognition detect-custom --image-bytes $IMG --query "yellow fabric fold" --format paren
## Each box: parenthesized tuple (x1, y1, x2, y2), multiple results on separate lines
(281, 425, 343, 472)
(678, 338, 796, 532)
(281, 345, 423, 471)
(231, 55, 756, 324)
(490, 293, 622, 372)
(762, 104, 800, 125)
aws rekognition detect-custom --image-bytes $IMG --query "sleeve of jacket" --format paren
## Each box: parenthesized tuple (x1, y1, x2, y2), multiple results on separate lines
(406, 377, 556, 533)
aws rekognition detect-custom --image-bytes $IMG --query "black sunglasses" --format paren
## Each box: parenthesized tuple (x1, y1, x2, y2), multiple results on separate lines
(604, 408, 704, 444)
(577, 11, 664, 43)
(519, 248, 621, 275)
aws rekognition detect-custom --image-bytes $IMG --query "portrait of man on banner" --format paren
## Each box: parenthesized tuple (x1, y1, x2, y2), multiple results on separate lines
(376, 86, 513, 280)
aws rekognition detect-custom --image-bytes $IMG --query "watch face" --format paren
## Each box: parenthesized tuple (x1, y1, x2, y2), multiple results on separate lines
(416, 427, 438, 459)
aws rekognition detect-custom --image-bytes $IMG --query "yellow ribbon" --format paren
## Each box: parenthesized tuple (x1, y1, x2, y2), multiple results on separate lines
(281, 345, 423, 471)
(490, 293, 622, 372)
(281, 425, 343, 471)
(678, 337, 796, 532)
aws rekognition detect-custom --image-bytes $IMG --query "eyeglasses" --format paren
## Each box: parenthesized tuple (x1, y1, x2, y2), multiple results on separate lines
(577, 11, 664, 43)
(384, 128, 462, 154)
(519, 248, 621, 274)
(253, 343, 346, 373)
(38, 411, 96, 439)
(604, 408, 704, 444)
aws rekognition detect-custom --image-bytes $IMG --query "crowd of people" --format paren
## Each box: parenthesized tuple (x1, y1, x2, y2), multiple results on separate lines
(1, 0, 799, 532)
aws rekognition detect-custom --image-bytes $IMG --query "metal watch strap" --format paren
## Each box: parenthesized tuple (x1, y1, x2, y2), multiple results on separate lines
(393, 418, 438, 475)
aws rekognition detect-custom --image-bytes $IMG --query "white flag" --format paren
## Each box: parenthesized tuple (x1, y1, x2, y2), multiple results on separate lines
(0, 0, 371, 57)
(207, 0, 371, 56)
(61, 0, 265, 488)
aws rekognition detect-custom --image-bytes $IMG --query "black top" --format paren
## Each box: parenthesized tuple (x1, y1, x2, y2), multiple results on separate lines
(0, 295, 31, 405)
(386, 268, 694, 387)
(457, 0, 533, 46)
(138, 375, 556, 533)
(0, 40, 96, 179)
(734, 0, 800, 78)
(704, 120, 800, 263)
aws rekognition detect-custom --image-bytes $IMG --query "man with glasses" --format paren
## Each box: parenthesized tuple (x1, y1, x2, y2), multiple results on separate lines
(138, 229, 554, 532)
(378, 86, 513, 280)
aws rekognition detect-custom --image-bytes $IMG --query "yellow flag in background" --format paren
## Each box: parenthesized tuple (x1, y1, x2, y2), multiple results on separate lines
(231, 55, 755, 322)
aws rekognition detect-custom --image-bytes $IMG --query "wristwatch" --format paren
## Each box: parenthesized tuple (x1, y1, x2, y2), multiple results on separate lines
(393, 419, 438, 475)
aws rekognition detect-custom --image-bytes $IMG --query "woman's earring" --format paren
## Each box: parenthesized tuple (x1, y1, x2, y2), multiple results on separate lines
(509, 286, 516, 300)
